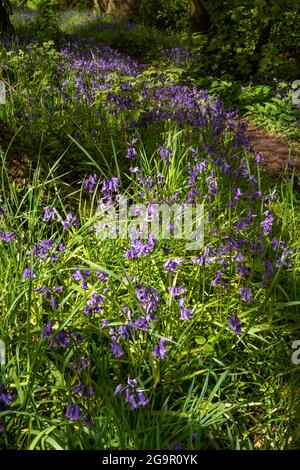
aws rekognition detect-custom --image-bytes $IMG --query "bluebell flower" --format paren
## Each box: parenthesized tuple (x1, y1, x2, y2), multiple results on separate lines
(276, 249, 293, 268)
(63, 212, 79, 230)
(72, 270, 83, 281)
(153, 337, 171, 359)
(111, 338, 123, 358)
(238, 287, 253, 302)
(72, 383, 93, 398)
(125, 234, 157, 259)
(170, 442, 186, 450)
(1, 232, 15, 242)
(97, 271, 108, 282)
(169, 286, 187, 297)
(178, 297, 193, 320)
(83, 173, 98, 193)
(114, 378, 148, 410)
(23, 266, 36, 280)
(164, 257, 184, 273)
(135, 285, 160, 314)
(126, 138, 138, 159)
(83, 291, 105, 315)
(260, 210, 274, 236)
(212, 270, 223, 287)
(65, 404, 81, 420)
(43, 206, 58, 222)
(137, 391, 148, 407)
(101, 177, 119, 199)
(42, 320, 54, 338)
(0, 385, 14, 411)
(227, 313, 242, 335)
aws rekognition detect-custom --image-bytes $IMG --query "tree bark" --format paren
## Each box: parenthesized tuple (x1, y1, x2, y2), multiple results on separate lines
(93, 0, 108, 14)
(251, 0, 273, 74)
(0, 1, 15, 37)
(107, 0, 138, 18)
(189, 0, 212, 33)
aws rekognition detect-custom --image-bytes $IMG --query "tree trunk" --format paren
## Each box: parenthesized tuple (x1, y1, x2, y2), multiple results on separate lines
(189, 0, 212, 33)
(0, 1, 15, 37)
(107, 0, 138, 18)
(251, 0, 273, 74)
(93, 0, 108, 14)
(253, 20, 272, 57)
(106, 0, 117, 14)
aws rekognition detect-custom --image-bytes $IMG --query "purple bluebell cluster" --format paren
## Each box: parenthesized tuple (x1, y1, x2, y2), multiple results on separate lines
(97, 271, 108, 282)
(42, 321, 82, 350)
(158, 146, 172, 166)
(153, 337, 171, 359)
(43, 205, 79, 232)
(33, 239, 54, 259)
(83, 290, 105, 316)
(43, 206, 59, 222)
(62, 212, 79, 230)
(9, 36, 243, 149)
(83, 173, 98, 193)
(114, 378, 148, 410)
(238, 288, 253, 303)
(125, 234, 157, 259)
(161, 47, 195, 67)
(135, 285, 160, 315)
(126, 136, 138, 159)
(100, 177, 119, 201)
(1, 232, 16, 243)
(42, 320, 54, 338)
(170, 442, 186, 450)
(34, 285, 63, 309)
(164, 257, 184, 273)
(72, 383, 93, 398)
(57, 37, 142, 108)
(178, 297, 194, 320)
(260, 210, 274, 235)
(73, 269, 91, 289)
(23, 266, 36, 280)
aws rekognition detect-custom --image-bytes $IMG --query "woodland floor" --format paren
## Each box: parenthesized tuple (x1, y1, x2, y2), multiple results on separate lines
(0, 38, 299, 181)
(241, 118, 300, 175)
(1, 117, 299, 185)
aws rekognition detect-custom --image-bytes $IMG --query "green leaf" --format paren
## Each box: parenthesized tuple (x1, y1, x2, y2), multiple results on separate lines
(195, 336, 207, 346)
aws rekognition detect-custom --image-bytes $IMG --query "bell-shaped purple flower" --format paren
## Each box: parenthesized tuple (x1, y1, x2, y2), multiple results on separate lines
(227, 313, 242, 335)
(65, 404, 81, 420)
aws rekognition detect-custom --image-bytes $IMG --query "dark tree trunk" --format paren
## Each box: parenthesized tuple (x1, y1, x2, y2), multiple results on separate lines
(189, 0, 212, 33)
(253, 19, 272, 57)
(0, 1, 14, 37)
(251, 0, 273, 74)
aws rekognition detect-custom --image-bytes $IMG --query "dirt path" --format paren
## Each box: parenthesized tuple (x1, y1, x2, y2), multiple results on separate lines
(0, 121, 31, 185)
(241, 118, 300, 175)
